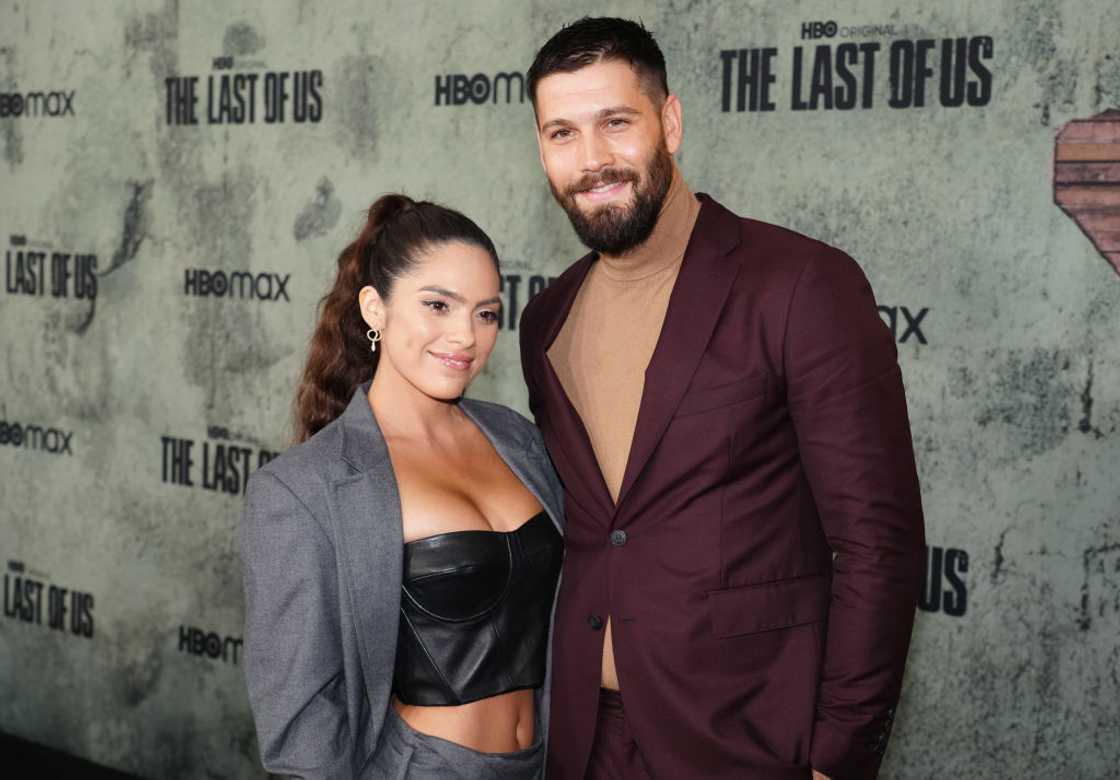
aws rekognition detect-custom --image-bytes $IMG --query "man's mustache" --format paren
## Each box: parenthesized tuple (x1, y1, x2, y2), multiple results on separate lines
(565, 168, 640, 199)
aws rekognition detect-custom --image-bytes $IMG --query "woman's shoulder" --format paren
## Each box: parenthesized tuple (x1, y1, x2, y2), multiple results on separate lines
(247, 416, 347, 510)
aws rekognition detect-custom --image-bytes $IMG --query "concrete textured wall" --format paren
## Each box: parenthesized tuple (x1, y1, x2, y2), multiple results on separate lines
(1, 1, 1118, 777)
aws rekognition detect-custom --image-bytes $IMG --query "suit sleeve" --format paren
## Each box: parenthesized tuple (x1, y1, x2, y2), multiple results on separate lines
(239, 470, 354, 779)
(519, 294, 546, 426)
(783, 249, 926, 779)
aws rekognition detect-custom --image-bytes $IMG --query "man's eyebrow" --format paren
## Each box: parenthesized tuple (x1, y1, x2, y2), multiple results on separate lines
(419, 287, 502, 307)
(539, 105, 641, 133)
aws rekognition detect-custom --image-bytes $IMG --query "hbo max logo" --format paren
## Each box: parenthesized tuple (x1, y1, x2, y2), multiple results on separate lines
(0, 420, 73, 455)
(178, 625, 243, 664)
(0, 90, 76, 117)
(434, 72, 525, 106)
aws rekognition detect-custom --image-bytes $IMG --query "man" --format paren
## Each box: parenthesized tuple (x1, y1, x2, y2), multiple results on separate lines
(518, 17, 926, 780)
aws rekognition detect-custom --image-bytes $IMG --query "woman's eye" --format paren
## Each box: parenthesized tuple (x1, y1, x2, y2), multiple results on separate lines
(423, 300, 448, 313)
(479, 310, 499, 323)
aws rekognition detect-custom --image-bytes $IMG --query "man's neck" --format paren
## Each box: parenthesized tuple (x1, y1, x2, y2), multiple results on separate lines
(598, 165, 700, 281)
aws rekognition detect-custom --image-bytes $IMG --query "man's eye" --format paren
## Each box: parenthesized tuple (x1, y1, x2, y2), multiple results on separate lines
(607, 118, 629, 128)
(551, 128, 572, 140)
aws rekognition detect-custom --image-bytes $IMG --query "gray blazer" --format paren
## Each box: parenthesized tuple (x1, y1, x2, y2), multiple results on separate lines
(239, 382, 565, 779)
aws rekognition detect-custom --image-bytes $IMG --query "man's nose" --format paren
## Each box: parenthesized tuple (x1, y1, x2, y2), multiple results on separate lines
(579, 131, 613, 173)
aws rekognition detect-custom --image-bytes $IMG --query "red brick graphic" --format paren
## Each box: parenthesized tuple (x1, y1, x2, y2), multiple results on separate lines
(1054, 109, 1120, 277)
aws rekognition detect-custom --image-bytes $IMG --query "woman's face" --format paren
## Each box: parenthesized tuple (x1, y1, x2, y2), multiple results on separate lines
(361, 240, 502, 403)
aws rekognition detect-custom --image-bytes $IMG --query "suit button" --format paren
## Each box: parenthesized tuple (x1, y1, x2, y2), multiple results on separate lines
(588, 614, 604, 630)
(610, 529, 627, 547)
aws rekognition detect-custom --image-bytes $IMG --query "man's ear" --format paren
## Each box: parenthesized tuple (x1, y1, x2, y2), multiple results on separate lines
(358, 285, 386, 330)
(661, 93, 683, 155)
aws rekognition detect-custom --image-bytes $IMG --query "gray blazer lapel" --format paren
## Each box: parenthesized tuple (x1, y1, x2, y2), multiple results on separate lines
(326, 386, 403, 742)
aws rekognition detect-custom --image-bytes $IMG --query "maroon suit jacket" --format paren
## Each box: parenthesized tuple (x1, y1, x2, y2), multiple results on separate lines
(519, 194, 925, 780)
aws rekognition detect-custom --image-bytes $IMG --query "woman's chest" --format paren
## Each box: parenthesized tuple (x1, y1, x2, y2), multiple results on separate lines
(389, 443, 543, 543)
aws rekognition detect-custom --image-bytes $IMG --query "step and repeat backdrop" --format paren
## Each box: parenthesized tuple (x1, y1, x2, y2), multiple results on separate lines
(2, 1, 1118, 778)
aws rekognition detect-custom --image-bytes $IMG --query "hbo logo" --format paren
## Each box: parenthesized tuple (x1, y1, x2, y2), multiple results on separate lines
(800, 21, 838, 39)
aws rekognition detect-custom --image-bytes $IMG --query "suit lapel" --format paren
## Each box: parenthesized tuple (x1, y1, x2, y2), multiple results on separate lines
(534, 253, 617, 519)
(326, 385, 402, 713)
(614, 194, 743, 509)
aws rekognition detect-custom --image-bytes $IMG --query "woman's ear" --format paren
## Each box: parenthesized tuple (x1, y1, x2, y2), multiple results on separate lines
(358, 285, 386, 330)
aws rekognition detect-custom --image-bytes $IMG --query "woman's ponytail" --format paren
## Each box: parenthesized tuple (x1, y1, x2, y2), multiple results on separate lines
(292, 195, 416, 442)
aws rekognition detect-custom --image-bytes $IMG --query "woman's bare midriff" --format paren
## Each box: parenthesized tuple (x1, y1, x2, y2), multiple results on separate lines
(392, 688, 536, 753)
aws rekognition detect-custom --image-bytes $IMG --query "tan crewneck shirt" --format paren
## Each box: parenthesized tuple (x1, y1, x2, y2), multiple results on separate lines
(547, 167, 701, 503)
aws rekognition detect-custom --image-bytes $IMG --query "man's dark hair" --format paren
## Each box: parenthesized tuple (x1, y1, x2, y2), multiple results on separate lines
(527, 17, 669, 107)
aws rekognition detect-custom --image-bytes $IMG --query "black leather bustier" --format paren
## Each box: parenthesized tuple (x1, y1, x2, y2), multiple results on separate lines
(392, 511, 563, 706)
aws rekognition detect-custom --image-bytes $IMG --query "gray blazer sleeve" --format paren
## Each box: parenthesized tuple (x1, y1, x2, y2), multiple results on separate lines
(240, 470, 354, 779)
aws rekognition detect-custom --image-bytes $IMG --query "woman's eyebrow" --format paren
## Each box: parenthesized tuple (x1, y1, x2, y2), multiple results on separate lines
(419, 286, 501, 307)
(418, 285, 464, 302)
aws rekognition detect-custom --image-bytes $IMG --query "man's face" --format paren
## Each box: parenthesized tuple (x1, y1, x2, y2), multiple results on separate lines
(535, 59, 681, 255)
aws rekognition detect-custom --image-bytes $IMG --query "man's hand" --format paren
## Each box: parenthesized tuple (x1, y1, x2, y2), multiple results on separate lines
(811, 771, 833, 780)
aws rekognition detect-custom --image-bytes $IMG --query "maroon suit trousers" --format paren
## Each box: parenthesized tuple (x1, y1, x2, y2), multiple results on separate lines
(584, 689, 653, 780)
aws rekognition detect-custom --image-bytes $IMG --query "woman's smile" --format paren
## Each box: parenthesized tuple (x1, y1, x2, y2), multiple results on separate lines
(429, 350, 474, 371)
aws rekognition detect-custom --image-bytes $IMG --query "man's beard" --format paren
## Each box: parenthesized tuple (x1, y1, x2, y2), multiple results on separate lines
(550, 141, 674, 256)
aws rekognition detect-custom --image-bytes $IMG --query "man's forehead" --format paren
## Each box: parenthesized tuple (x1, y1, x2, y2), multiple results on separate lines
(535, 60, 648, 117)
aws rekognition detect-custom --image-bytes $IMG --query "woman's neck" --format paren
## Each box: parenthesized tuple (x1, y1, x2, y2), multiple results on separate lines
(367, 368, 463, 443)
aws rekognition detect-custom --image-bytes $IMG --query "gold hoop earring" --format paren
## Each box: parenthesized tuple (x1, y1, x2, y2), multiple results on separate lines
(366, 328, 382, 353)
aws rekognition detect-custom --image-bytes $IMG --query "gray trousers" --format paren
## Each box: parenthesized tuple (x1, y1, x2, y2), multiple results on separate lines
(366, 705, 544, 779)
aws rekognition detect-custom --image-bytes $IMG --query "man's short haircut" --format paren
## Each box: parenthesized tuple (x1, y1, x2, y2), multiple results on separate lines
(527, 17, 669, 108)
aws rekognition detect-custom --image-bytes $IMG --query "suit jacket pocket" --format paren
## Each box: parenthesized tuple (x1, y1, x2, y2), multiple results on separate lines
(707, 574, 830, 638)
(676, 375, 767, 417)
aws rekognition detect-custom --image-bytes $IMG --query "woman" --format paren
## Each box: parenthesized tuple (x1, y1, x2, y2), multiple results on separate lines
(239, 194, 564, 779)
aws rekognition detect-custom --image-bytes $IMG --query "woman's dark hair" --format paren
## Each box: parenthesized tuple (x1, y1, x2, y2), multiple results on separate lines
(293, 194, 499, 442)
(527, 17, 668, 107)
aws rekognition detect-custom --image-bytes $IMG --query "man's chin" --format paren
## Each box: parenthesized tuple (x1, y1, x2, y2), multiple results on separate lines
(573, 198, 634, 223)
